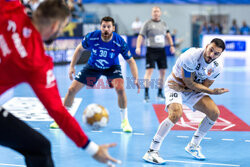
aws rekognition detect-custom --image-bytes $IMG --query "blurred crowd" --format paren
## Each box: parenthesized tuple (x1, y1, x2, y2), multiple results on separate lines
(21, 0, 85, 22)
(199, 19, 249, 35)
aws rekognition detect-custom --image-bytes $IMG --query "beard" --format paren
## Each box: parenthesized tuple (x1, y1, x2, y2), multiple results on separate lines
(205, 56, 215, 64)
(101, 31, 112, 41)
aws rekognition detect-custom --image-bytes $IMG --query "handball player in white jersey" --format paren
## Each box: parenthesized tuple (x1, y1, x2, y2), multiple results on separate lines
(143, 38, 229, 164)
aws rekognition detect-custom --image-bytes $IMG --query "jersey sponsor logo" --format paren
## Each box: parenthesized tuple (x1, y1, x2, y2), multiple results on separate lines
(207, 68, 214, 76)
(183, 64, 193, 71)
(96, 59, 109, 66)
(113, 40, 121, 47)
(22, 27, 32, 38)
(0, 34, 11, 57)
(94, 63, 109, 69)
(90, 37, 99, 40)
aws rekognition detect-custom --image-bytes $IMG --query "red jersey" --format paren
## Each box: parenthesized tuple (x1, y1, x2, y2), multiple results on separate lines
(0, 0, 89, 148)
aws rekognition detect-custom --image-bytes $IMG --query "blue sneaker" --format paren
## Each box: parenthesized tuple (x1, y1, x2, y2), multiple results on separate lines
(185, 142, 206, 160)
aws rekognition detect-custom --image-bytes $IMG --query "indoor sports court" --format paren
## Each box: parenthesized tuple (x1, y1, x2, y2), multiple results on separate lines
(0, 54, 250, 167)
(1, 0, 250, 166)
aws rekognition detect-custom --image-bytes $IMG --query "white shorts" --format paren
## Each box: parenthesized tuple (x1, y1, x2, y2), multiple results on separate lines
(164, 75, 207, 111)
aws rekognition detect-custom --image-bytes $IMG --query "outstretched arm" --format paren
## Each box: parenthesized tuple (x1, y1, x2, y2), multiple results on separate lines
(126, 57, 140, 93)
(28, 64, 120, 165)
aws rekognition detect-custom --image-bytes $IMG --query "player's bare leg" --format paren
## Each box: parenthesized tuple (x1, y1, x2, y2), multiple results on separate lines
(64, 80, 85, 107)
(143, 103, 182, 164)
(112, 78, 132, 132)
(50, 80, 85, 129)
(185, 95, 219, 160)
(144, 68, 154, 102)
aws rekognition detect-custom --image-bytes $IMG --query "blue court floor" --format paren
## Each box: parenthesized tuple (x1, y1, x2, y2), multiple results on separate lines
(0, 56, 250, 167)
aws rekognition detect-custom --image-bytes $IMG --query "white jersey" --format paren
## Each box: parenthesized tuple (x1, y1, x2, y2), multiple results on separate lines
(172, 47, 222, 83)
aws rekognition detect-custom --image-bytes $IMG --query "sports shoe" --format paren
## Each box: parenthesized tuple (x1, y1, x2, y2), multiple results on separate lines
(144, 94, 150, 103)
(121, 119, 133, 132)
(185, 142, 206, 160)
(50, 122, 59, 129)
(157, 93, 165, 101)
(143, 150, 167, 165)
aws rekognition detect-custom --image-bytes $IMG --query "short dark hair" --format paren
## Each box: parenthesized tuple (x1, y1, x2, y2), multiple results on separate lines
(210, 38, 225, 51)
(100, 16, 115, 26)
(33, 0, 70, 25)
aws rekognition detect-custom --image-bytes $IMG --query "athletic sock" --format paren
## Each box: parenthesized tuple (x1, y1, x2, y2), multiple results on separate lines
(150, 118, 174, 151)
(191, 116, 215, 146)
(120, 108, 128, 121)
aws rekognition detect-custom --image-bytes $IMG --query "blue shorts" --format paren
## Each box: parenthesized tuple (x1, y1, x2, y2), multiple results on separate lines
(75, 64, 123, 87)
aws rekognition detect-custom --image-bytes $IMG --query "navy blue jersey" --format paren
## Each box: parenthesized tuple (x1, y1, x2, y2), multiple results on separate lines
(82, 30, 132, 69)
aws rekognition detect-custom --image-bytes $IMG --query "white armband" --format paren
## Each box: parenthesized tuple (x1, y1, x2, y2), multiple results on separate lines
(85, 141, 99, 156)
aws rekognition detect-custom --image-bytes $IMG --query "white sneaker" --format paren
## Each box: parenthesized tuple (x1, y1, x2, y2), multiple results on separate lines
(143, 150, 167, 165)
(185, 142, 206, 160)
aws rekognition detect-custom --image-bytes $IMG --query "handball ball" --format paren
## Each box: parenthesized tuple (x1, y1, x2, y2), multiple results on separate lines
(82, 103, 109, 129)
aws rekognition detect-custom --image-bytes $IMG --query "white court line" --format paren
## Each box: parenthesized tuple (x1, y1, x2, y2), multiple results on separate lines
(133, 133, 144, 135)
(203, 137, 212, 140)
(33, 128, 40, 130)
(222, 124, 235, 131)
(91, 130, 103, 133)
(112, 131, 123, 134)
(222, 138, 234, 141)
(165, 159, 240, 166)
(177, 136, 189, 138)
(245, 140, 250, 142)
(0, 163, 25, 167)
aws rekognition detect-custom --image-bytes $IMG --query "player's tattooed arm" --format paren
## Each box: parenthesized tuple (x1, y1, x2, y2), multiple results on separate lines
(202, 79, 214, 88)
(182, 68, 215, 94)
(168, 80, 192, 92)
(182, 68, 229, 95)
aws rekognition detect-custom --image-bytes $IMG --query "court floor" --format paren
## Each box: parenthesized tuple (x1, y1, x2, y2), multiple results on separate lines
(0, 56, 250, 167)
